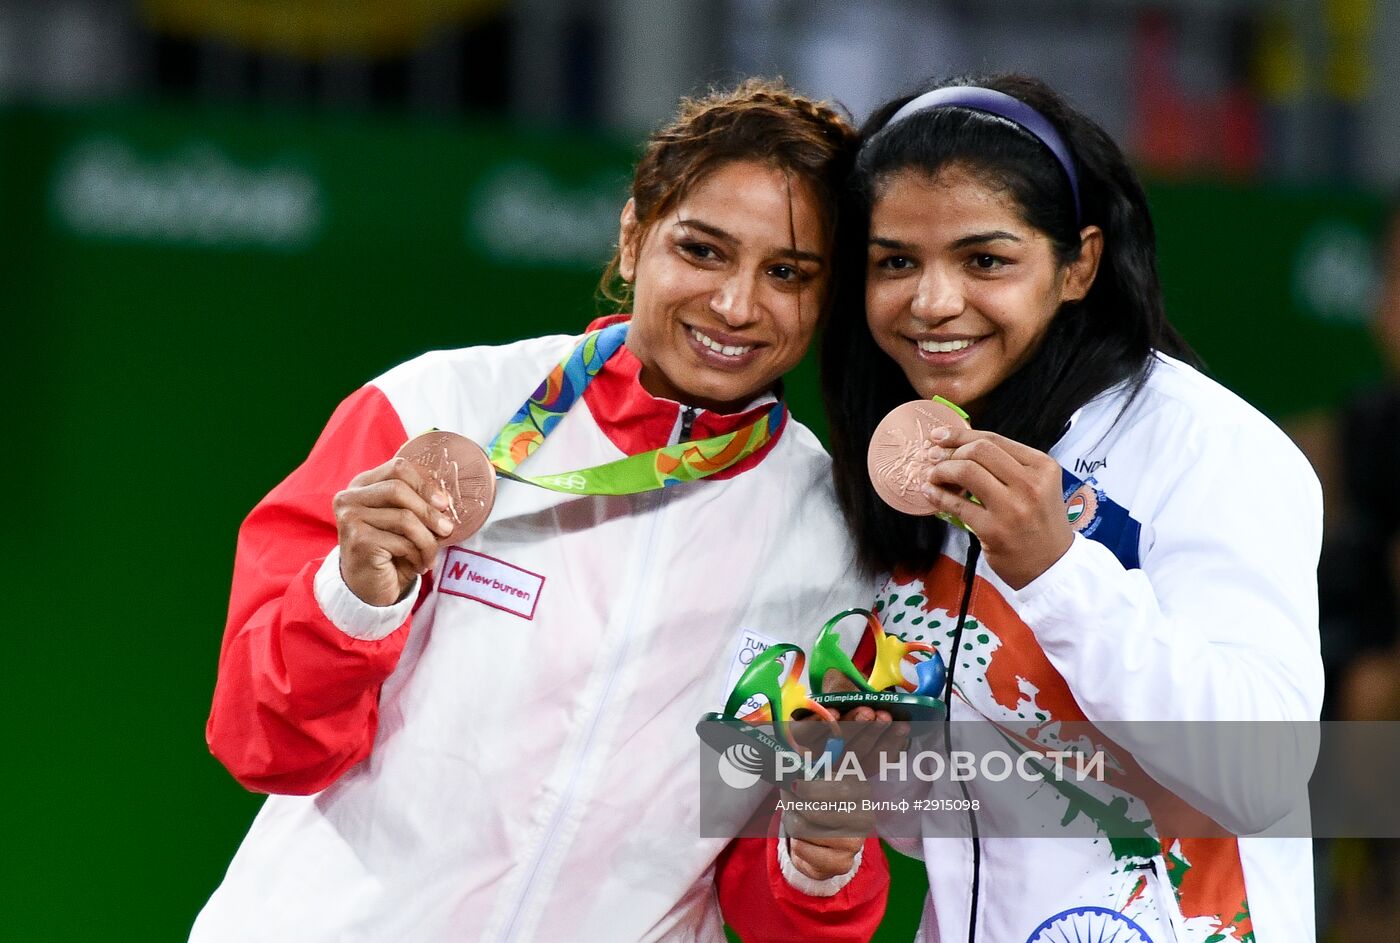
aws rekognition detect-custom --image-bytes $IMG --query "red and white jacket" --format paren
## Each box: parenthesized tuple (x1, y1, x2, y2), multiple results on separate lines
(192, 319, 886, 942)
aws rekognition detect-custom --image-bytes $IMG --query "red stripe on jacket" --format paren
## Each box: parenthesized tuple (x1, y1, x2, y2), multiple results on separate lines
(716, 813, 889, 942)
(207, 384, 414, 795)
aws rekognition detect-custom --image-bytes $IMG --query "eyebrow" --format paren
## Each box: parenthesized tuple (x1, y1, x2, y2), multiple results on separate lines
(869, 231, 1024, 251)
(949, 230, 1022, 250)
(674, 218, 825, 264)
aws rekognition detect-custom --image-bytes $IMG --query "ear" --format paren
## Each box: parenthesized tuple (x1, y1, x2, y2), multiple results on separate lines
(618, 199, 640, 283)
(1061, 225, 1104, 303)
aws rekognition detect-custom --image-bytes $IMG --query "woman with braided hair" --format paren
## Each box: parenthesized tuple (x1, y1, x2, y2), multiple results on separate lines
(192, 81, 889, 942)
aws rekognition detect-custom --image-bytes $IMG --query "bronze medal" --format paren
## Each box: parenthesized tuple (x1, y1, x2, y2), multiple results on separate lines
(395, 431, 496, 543)
(867, 399, 971, 516)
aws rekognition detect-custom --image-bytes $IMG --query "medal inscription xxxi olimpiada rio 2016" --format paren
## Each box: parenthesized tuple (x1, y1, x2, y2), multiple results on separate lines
(395, 431, 497, 543)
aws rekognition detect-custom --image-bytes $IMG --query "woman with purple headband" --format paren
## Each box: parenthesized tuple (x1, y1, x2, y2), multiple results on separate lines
(813, 74, 1323, 942)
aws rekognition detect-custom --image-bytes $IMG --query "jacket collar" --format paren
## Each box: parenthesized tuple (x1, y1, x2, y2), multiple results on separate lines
(580, 315, 787, 480)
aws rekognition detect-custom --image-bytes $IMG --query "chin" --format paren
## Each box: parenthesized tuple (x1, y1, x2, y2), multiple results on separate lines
(698, 380, 769, 412)
(904, 373, 948, 401)
(906, 369, 974, 406)
(698, 386, 754, 412)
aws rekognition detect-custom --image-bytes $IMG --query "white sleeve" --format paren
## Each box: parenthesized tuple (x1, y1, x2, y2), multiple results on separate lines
(1010, 417, 1324, 833)
(314, 547, 420, 641)
(776, 817, 863, 896)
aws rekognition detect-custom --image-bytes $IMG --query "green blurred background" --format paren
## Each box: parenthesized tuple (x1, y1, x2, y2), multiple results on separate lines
(4, 97, 1386, 940)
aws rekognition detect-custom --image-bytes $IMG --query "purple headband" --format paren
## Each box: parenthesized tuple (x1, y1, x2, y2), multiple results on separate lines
(884, 86, 1081, 223)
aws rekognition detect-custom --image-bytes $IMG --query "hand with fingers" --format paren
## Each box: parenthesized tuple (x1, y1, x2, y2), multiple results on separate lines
(782, 705, 907, 881)
(920, 426, 1074, 590)
(838, 704, 912, 772)
(333, 456, 457, 606)
(782, 773, 874, 882)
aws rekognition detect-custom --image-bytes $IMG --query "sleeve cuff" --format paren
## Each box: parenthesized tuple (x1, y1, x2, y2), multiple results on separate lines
(1010, 533, 1157, 666)
(775, 817, 862, 897)
(313, 547, 418, 641)
(1011, 533, 1110, 629)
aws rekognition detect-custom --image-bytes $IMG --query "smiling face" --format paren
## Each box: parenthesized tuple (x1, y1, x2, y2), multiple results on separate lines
(865, 164, 1101, 415)
(618, 159, 830, 412)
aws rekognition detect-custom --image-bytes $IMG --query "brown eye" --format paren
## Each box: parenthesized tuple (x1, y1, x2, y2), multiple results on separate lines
(876, 255, 915, 271)
(680, 242, 719, 262)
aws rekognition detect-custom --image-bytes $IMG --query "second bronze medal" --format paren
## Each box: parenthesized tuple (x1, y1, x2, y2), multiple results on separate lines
(395, 431, 497, 543)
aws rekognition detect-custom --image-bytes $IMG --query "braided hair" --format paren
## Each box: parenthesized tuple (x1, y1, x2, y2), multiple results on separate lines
(600, 78, 857, 308)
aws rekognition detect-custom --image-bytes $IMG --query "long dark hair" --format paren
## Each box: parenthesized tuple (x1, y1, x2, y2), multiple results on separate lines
(823, 73, 1198, 575)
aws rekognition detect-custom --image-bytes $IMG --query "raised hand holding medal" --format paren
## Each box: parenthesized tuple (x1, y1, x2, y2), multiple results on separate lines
(869, 393, 1075, 590)
(333, 448, 468, 608)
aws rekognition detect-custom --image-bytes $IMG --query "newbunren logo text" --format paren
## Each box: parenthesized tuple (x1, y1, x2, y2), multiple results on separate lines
(446, 559, 532, 601)
(439, 548, 545, 619)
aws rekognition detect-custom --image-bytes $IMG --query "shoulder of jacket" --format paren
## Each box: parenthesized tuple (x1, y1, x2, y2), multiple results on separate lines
(366, 332, 581, 441)
(372, 333, 578, 394)
(1086, 354, 1318, 492)
(778, 414, 832, 462)
(774, 415, 848, 496)
(1143, 355, 1293, 442)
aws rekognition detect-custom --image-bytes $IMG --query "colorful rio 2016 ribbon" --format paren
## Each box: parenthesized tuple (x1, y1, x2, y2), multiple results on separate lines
(486, 322, 785, 495)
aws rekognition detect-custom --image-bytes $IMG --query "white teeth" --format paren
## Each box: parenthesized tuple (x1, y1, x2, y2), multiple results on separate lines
(917, 338, 974, 353)
(692, 328, 753, 357)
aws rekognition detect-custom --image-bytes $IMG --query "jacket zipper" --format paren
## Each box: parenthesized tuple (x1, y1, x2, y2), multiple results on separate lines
(679, 406, 697, 442)
(945, 536, 983, 943)
(496, 494, 672, 942)
(1143, 858, 1185, 941)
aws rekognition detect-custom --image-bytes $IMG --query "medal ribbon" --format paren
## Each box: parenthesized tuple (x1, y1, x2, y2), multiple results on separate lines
(486, 323, 785, 494)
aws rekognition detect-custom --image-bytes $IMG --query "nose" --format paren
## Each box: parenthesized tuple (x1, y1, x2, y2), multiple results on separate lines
(710, 272, 761, 328)
(910, 264, 964, 324)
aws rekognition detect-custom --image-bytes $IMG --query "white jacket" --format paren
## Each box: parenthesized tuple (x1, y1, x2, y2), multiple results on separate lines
(877, 355, 1323, 943)
(192, 326, 872, 942)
